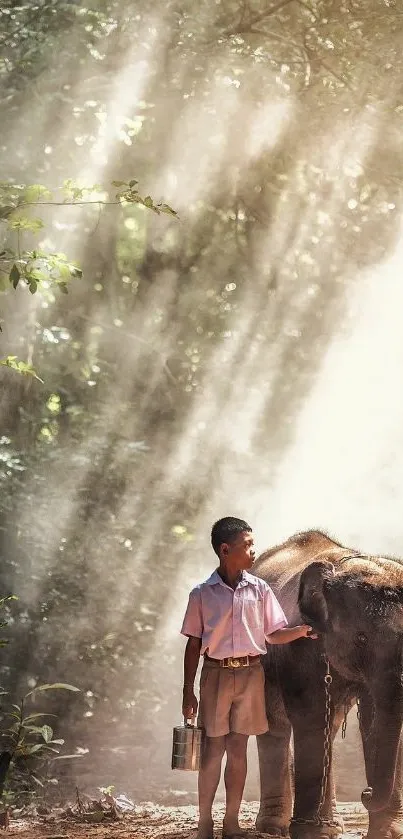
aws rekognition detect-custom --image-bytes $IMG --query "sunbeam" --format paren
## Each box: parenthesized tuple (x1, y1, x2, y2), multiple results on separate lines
(1, 0, 403, 812)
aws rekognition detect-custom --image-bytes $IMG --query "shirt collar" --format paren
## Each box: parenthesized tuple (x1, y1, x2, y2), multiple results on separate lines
(205, 570, 258, 588)
(242, 570, 259, 586)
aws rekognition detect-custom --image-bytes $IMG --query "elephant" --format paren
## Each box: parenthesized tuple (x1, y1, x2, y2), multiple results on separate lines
(253, 529, 403, 839)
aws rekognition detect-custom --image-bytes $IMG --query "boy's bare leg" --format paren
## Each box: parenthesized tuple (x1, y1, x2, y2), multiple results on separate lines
(223, 733, 248, 836)
(198, 735, 226, 838)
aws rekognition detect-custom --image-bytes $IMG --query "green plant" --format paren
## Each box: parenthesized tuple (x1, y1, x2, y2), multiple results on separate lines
(0, 179, 177, 380)
(0, 683, 80, 804)
(0, 179, 176, 299)
(0, 357, 43, 382)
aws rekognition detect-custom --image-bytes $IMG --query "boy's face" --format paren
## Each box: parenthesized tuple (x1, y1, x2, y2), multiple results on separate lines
(220, 530, 255, 570)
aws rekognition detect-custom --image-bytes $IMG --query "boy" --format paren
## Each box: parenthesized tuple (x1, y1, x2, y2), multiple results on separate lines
(181, 517, 316, 839)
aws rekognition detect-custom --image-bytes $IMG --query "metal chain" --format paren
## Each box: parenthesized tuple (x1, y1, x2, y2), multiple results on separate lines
(317, 655, 333, 816)
(290, 816, 338, 827)
(356, 696, 362, 730)
(341, 700, 349, 740)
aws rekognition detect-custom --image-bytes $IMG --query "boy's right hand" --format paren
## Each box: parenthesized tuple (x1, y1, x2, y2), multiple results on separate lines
(182, 686, 198, 722)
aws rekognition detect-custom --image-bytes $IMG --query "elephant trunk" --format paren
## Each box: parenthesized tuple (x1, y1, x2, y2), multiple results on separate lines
(361, 703, 403, 813)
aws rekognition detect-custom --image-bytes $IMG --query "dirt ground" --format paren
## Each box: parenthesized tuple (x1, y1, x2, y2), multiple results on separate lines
(7, 801, 369, 839)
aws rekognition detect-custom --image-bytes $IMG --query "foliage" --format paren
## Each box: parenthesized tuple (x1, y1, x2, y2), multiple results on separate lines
(0, 178, 176, 379)
(112, 181, 178, 217)
(0, 684, 80, 804)
(0, 0, 401, 801)
(0, 357, 43, 382)
(0, 180, 176, 299)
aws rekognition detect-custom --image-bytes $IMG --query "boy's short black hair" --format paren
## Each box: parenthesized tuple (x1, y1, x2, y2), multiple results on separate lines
(211, 517, 252, 557)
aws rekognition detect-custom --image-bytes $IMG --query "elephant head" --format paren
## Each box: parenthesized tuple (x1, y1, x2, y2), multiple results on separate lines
(298, 558, 403, 814)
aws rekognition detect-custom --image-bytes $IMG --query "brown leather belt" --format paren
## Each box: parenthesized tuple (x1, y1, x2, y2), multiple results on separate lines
(204, 654, 260, 669)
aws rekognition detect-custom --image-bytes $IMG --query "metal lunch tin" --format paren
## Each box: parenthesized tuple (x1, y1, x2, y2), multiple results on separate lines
(171, 720, 203, 771)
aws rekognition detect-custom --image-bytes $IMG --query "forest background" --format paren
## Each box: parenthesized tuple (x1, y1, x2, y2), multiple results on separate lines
(0, 0, 402, 806)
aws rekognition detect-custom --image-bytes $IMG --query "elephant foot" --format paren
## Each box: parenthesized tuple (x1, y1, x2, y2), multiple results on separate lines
(255, 820, 289, 837)
(367, 815, 403, 839)
(289, 816, 343, 839)
(255, 810, 290, 837)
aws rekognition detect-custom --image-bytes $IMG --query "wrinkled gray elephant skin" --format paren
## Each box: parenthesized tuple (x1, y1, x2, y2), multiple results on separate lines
(253, 530, 403, 839)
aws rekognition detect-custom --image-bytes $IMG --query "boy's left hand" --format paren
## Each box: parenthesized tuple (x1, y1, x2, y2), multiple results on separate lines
(302, 624, 318, 639)
(182, 687, 198, 722)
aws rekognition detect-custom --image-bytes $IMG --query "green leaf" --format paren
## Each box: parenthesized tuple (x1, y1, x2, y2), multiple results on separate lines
(19, 743, 44, 756)
(22, 725, 47, 735)
(159, 203, 178, 217)
(129, 179, 138, 188)
(99, 785, 115, 796)
(25, 269, 48, 282)
(25, 682, 80, 699)
(41, 725, 53, 743)
(55, 262, 71, 281)
(22, 184, 52, 203)
(8, 214, 44, 232)
(143, 196, 154, 208)
(59, 282, 69, 294)
(28, 280, 38, 295)
(0, 357, 44, 383)
(22, 713, 56, 724)
(111, 180, 127, 188)
(9, 264, 20, 289)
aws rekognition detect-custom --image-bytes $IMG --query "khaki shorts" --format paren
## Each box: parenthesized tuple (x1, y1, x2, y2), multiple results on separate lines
(197, 658, 269, 737)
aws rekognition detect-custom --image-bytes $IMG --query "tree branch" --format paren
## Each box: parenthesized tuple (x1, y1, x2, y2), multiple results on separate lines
(217, 0, 296, 40)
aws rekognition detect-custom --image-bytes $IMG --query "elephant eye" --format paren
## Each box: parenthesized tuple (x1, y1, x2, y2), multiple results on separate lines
(356, 632, 368, 645)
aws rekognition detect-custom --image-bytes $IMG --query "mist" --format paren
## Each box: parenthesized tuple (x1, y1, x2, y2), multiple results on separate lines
(0, 0, 402, 806)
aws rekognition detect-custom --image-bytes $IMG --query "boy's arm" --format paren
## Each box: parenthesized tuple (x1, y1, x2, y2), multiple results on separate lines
(182, 636, 202, 721)
(267, 624, 317, 644)
(180, 587, 203, 721)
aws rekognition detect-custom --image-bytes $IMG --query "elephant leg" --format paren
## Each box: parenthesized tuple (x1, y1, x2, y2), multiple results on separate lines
(367, 813, 403, 839)
(359, 692, 403, 839)
(322, 698, 355, 835)
(256, 665, 292, 836)
(288, 715, 343, 839)
(256, 726, 292, 836)
(366, 773, 403, 839)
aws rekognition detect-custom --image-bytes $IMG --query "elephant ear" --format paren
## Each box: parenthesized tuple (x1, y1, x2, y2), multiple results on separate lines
(298, 560, 335, 632)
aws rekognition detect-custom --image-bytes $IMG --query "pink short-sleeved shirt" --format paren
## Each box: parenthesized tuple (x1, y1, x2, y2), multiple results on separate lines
(180, 570, 288, 658)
